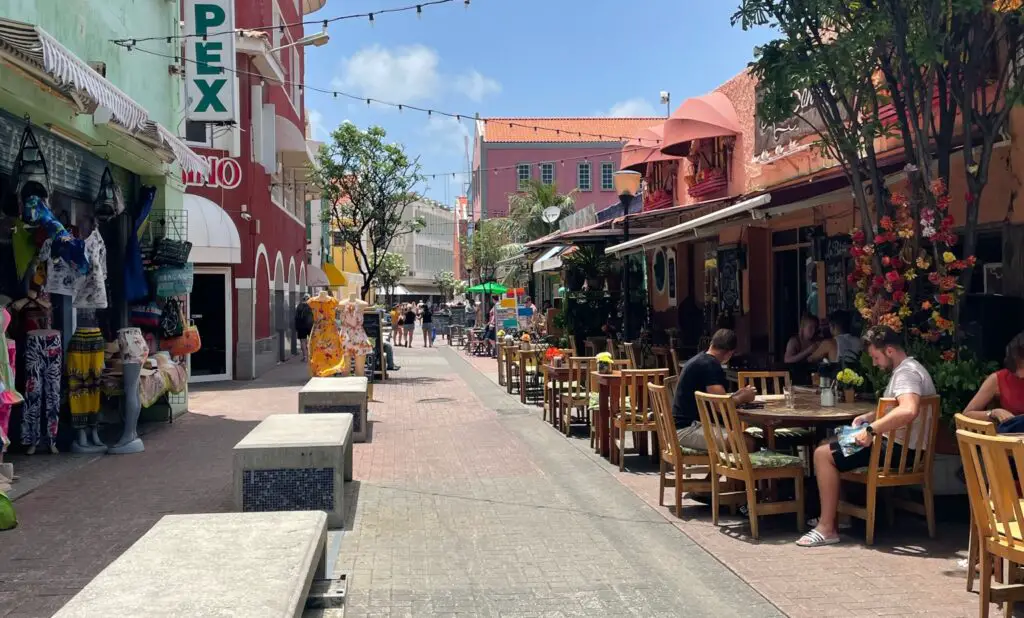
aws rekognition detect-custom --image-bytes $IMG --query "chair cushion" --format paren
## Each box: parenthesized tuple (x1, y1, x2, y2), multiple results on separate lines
(745, 426, 814, 440)
(678, 446, 704, 456)
(747, 450, 804, 468)
(587, 393, 631, 411)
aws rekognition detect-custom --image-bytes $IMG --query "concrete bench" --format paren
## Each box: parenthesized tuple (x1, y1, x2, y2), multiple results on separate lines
(53, 511, 328, 617)
(233, 414, 352, 528)
(298, 377, 368, 442)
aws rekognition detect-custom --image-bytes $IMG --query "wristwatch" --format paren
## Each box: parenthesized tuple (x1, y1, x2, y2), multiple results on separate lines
(865, 424, 876, 437)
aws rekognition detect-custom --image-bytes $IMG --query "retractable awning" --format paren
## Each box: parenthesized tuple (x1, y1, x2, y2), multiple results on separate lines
(306, 264, 331, 288)
(323, 263, 348, 287)
(532, 245, 566, 273)
(605, 194, 771, 255)
(183, 195, 242, 264)
(0, 18, 209, 177)
(661, 92, 742, 157)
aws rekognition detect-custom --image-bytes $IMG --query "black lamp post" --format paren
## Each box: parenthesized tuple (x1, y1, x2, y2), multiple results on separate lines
(613, 170, 642, 340)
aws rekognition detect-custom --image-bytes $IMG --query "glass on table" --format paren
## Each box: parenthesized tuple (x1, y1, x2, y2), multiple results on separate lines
(784, 386, 795, 408)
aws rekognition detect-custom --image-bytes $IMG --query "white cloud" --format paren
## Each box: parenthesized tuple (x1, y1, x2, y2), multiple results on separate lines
(422, 115, 470, 156)
(307, 109, 325, 139)
(334, 44, 441, 102)
(606, 98, 658, 117)
(454, 70, 501, 102)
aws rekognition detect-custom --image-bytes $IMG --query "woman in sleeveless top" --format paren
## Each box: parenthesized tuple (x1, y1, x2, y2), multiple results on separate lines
(964, 332, 1024, 427)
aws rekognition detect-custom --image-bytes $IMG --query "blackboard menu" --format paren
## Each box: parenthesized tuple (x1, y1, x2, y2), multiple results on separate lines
(362, 310, 381, 341)
(718, 248, 742, 313)
(434, 312, 451, 333)
(450, 308, 467, 327)
(362, 309, 384, 380)
(822, 236, 853, 315)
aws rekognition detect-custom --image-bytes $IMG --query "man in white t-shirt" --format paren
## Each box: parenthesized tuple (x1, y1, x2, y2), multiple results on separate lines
(797, 325, 936, 547)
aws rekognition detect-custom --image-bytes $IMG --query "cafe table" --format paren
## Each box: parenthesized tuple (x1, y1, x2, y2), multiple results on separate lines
(590, 370, 623, 459)
(544, 363, 572, 427)
(739, 391, 875, 450)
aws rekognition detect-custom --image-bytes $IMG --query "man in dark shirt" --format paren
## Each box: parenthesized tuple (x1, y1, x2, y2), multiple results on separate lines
(672, 329, 757, 451)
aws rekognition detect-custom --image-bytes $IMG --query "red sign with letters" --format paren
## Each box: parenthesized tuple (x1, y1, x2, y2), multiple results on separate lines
(182, 155, 242, 190)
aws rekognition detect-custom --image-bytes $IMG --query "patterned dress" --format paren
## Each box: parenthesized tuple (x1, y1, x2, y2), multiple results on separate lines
(340, 302, 373, 357)
(308, 295, 346, 377)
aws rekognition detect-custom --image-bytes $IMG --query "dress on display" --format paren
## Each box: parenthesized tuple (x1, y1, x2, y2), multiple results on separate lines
(22, 330, 61, 448)
(308, 295, 346, 377)
(340, 302, 373, 357)
(67, 327, 105, 429)
(0, 308, 22, 452)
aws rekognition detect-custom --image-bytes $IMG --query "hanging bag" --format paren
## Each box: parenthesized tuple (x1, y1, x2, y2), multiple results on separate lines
(160, 298, 185, 338)
(164, 320, 202, 357)
(152, 238, 192, 266)
(152, 264, 194, 297)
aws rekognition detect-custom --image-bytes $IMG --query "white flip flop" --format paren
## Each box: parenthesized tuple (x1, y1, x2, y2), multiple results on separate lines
(796, 529, 841, 547)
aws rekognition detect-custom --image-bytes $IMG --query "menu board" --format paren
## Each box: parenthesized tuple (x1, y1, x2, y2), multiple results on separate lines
(717, 248, 742, 313)
(434, 312, 450, 333)
(362, 309, 383, 380)
(495, 296, 519, 330)
(822, 236, 853, 315)
(450, 307, 467, 327)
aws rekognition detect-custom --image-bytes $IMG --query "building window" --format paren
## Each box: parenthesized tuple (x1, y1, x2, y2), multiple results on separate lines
(540, 162, 554, 185)
(184, 120, 209, 145)
(291, 47, 301, 108)
(516, 164, 531, 190)
(272, 11, 283, 55)
(577, 162, 592, 191)
(601, 162, 615, 191)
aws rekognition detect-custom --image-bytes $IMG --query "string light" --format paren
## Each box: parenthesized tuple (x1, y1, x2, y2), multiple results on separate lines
(111, 0, 458, 44)
(116, 42, 665, 146)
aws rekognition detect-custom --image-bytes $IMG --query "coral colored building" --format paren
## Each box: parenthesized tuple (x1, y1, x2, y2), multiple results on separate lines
(470, 117, 664, 221)
(182, 0, 324, 381)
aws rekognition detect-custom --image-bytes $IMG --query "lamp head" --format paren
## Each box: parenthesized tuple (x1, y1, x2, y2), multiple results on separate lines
(612, 170, 642, 198)
(659, 91, 670, 105)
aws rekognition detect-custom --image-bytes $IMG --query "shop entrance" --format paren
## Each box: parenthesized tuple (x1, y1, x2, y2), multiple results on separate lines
(188, 268, 232, 382)
(771, 227, 820, 361)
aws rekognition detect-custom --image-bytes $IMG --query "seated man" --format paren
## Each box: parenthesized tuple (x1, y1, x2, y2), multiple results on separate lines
(672, 328, 757, 452)
(797, 325, 936, 547)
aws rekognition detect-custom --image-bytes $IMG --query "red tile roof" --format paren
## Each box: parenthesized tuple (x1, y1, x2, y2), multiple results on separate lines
(481, 117, 665, 144)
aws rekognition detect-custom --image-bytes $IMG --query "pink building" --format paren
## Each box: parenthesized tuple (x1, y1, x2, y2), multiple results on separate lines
(469, 117, 663, 220)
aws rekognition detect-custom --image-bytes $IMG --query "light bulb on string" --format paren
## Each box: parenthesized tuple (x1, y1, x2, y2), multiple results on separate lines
(416, 5, 422, 18)
(368, 12, 374, 26)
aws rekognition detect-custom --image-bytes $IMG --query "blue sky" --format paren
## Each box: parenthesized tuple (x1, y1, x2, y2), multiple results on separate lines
(302, 0, 772, 204)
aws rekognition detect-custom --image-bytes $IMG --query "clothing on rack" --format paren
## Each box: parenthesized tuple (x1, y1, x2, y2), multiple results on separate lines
(21, 330, 62, 448)
(22, 195, 87, 273)
(73, 230, 108, 308)
(124, 187, 156, 303)
(68, 327, 105, 428)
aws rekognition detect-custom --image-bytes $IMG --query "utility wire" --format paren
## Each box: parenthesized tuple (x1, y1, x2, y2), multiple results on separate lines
(115, 43, 665, 146)
(112, 0, 465, 44)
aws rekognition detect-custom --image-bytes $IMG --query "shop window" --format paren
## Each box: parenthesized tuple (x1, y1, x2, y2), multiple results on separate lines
(577, 162, 591, 191)
(184, 121, 210, 146)
(653, 249, 667, 293)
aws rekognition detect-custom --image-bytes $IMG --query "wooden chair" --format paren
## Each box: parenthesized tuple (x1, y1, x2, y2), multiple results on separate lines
(956, 430, 1024, 618)
(504, 344, 521, 395)
(694, 391, 805, 540)
(560, 357, 596, 437)
(670, 348, 682, 377)
(496, 342, 507, 386)
(665, 374, 679, 399)
(954, 413, 998, 593)
(623, 342, 639, 369)
(837, 396, 941, 545)
(736, 371, 814, 448)
(542, 348, 573, 424)
(517, 349, 543, 405)
(649, 382, 712, 518)
(584, 337, 607, 357)
(612, 369, 669, 470)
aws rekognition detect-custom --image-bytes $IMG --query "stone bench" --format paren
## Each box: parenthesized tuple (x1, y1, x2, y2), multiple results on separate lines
(53, 511, 328, 617)
(233, 413, 352, 528)
(298, 377, 368, 442)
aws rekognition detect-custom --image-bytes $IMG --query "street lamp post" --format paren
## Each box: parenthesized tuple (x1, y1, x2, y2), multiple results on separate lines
(612, 170, 642, 341)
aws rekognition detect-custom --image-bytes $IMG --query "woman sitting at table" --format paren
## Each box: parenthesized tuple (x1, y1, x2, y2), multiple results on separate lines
(784, 314, 821, 383)
(962, 332, 1024, 429)
(809, 311, 863, 367)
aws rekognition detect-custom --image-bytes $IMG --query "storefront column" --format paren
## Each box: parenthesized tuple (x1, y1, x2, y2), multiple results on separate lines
(234, 279, 256, 380)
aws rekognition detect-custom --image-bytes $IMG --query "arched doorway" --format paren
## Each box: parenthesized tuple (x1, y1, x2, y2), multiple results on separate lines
(288, 258, 298, 356)
(274, 252, 286, 362)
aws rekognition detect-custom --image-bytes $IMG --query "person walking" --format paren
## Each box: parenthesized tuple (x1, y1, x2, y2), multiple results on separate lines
(294, 294, 314, 362)
(403, 304, 417, 348)
(420, 303, 434, 348)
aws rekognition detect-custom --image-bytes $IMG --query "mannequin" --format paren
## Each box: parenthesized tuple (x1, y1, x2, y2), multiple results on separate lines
(68, 309, 107, 453)
(307, 290, 346, 376)
(109, 360, 143, 454)
(339, 293, 372, 377)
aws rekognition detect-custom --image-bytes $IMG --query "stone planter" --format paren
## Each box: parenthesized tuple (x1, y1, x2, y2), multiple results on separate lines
(597, 362, 612, 375)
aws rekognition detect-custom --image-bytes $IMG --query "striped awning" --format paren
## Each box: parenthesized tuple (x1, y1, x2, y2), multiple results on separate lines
(0, 18, 209, 177)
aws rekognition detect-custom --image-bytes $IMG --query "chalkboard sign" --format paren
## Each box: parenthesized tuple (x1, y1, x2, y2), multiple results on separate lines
(362, 309, 384, 380)
(821, 236, 853, 315)
(434, 312, 450, 333)
(362, 309, 381, 341)
(718, 248, 742, 313)
(450, 307, 467, 327)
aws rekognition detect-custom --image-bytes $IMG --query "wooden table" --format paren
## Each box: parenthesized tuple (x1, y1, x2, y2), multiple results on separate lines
(591, 370, 623, 459)
(544, 363, 571, 427)
(739, 392, 875, 450)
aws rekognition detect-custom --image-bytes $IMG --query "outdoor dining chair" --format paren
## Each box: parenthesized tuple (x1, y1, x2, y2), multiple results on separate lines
(650, 382, 711, 518)
(611, 369, 668, 470)
(956, 429, 1024, 618)
(836, 396, 941, 545)
(695, 391, 805, 540)
(517, 349, 543, 405)
(623, 342, 639, 369)
(736, 371, 814, 451)
(954, 412, 999, 593)
(560, 356, 596, 437)
(584, 337, 607, 357)
(496, 342, 507, 387)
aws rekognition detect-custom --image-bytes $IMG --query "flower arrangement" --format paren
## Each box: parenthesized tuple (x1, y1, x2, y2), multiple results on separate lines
(595, 351, 614, 373)
(848, 179, 975, 352)
(545, 346, 564, 366)
(836, 368, 864, 388)
(497, 330, 506, 339)
(521, 333, 531, 343)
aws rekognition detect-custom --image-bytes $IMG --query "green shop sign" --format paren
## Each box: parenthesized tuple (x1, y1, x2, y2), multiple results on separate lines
(185, 0, 237, 123)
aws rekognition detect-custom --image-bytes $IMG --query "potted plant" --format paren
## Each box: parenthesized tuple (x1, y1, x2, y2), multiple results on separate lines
(563, 246, 611, 291)
(836, 368, 864, 403)
(520, 332, 532, 349)
(595, 351, 614, 374)
(545, 346, 564, 367)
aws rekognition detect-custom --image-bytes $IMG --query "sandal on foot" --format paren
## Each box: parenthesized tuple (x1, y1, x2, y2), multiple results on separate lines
(796, 530, 840, 547)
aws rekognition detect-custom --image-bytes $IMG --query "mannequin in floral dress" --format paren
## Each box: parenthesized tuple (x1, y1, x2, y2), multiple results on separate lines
(340, 294, 373, 377)
(308, 291, 346, 377)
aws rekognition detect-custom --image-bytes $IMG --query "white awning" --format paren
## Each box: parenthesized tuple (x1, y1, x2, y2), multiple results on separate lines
(0, 18, 209, 177)
(605, 194, 772, 255)
(533, 245, 566, 273)
(306, 264, 330, 288)
(184, 194, 242, 264)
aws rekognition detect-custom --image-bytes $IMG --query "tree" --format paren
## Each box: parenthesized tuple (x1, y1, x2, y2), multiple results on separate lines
(463, 220, 508, 283)
(310, 123, 425, 299)
(734, 0, 1024, 293)
(369, 252, 408, 306)
(432, 271, 463, 301)
(490, 180, 577, 286)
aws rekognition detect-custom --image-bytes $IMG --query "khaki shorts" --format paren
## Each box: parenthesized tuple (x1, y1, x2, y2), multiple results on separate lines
(676, 422, 731, 452)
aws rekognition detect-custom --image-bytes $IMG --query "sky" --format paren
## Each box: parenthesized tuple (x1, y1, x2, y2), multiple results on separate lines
(301, 0, 774, 205)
